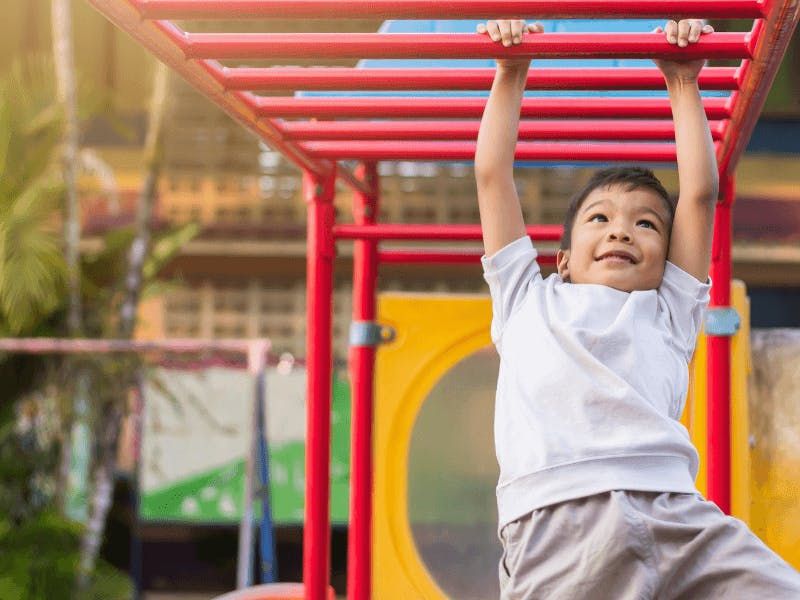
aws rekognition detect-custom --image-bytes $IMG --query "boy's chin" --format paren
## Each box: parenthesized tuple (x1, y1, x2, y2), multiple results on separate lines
(571, 272, 660, 292)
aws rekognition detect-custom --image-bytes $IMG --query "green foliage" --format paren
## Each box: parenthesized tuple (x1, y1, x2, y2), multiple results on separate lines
(79, 221, 200, 336)
(0, 511, 132, 600)
(0, 392, 132, 599)
(143, 221, 200, 281)
(0, 55, 67, 336)
(0, 511, 81, 599)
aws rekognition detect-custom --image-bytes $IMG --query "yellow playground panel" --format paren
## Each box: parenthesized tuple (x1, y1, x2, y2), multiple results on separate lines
(373, 282, 799, 599)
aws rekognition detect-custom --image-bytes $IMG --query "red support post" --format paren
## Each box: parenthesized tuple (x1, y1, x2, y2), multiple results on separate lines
(303, 166, 337, 600)
(347, 163, 380, 600)
(707, 173, 734, 514)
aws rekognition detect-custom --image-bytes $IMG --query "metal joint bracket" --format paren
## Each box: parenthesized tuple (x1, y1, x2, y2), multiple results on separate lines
(705, 307, 740, 336)
(349, 321, 396, 347)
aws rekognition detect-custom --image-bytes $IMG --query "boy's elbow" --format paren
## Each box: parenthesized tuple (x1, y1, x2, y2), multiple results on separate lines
(474, 155, 495, 185)
(683, 179, 719, 205)
(474, 167, 494, 188)
(475, 161, 512, 189)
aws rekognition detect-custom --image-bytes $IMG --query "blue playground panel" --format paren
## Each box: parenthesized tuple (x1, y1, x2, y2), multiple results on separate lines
(298, 20, 726, 169)
(299, 20, 729, 99)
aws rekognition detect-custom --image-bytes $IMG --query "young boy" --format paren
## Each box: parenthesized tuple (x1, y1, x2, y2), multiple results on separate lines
(475, 18, 800, 599)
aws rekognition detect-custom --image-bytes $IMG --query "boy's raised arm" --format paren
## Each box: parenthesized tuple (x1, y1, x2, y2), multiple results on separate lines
(475, 21, 543, 257)
(655, 20, 720, 282)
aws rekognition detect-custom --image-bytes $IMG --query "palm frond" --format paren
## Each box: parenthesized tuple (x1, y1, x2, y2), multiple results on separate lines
(0, 179, 67, 334)
(142, 222, 200, 281)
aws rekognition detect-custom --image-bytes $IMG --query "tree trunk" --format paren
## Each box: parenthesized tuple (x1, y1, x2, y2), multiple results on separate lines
(51, 0, 82, 336)
(77, 400, 123, 586)
(119, 61, 169, 338)
(76, 62, 171, 588)
(52, 0, 90, 536)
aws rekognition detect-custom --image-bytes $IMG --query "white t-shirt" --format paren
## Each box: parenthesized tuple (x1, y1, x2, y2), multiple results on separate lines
(482, 236, 712, 528)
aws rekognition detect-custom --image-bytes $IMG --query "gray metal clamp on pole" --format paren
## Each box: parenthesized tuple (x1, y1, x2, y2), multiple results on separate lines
(705, 307, 741, 336)
(349, 321, 396, 348)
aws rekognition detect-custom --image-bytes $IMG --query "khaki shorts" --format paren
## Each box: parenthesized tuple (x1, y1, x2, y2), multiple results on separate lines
(499, 490, 800, 600)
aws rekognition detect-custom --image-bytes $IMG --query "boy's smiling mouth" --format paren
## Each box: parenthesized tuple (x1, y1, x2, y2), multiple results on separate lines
(596, 250, 638, 264)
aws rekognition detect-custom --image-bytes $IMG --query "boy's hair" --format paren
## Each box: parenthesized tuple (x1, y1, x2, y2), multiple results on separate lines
(560, 166, 675, 250)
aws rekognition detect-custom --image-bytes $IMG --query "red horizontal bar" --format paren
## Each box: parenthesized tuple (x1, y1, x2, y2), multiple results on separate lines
(222, 66, 739, 92)
(334, 224, 563, 241)
(137, 0, 765, 20)
(379, 249, 557, 265)
(282, 119, 727, 141)
(303, 140, 686, 161)
(182, 32, 750, 61)
(256, 97, 731, 119)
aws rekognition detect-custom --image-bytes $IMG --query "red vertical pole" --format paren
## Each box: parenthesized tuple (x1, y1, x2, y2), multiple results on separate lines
(303, 165, 337, 600)
(347, 162, 379, 600)
(707, 173, 734, 514)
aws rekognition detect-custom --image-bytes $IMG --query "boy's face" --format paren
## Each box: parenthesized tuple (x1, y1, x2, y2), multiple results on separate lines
(557, 183, 671, 292)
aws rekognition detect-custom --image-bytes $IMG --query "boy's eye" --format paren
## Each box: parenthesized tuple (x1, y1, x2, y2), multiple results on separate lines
(588, 213, 607, 223)
(637, 219, 657, 230)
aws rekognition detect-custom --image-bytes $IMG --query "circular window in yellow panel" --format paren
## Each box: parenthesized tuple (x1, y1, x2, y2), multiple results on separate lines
(408, 347, 501, 599)
(372, 293, 495, 599)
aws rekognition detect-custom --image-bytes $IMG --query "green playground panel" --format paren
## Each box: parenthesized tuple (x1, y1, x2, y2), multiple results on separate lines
(139, 374, 351, 524)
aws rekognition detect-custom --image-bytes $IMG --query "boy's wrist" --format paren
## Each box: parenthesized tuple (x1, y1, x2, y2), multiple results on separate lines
(664, 76, 700, 93)
(495, 62, 531, 81)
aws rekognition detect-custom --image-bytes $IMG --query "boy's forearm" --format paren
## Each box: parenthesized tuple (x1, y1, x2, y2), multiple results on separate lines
(475, 65, 529, 182)
(666, 78, 719, 202)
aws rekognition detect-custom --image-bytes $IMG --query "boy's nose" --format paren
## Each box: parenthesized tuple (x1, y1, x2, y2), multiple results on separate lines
(608, 229, 632, 242)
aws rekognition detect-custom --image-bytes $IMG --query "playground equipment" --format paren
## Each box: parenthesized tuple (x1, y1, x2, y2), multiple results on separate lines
(84, 2, 799, 599)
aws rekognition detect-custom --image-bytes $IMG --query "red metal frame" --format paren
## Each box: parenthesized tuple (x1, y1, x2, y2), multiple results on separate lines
(302, 140, 696, 161)
(85, 1, 799, 598)
(283, 120, 728, 141)
(347, 163, 379, 600)
(252, 96, 732, 119)
(138, 0, 766, 20)
(183, 32, 750, 60)
(303, 168, 337, 597)
(708, 174, 735, 514)
(222, 67, 739, 92)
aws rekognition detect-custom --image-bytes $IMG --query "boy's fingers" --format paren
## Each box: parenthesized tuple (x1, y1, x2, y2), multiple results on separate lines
(486, 20, 501, 42)
(677, 19, 691, 46)
(477, 23, 486, 34)
(499, 20, 514, 46)
(527, 22, 544, 34)
(665, 20, 678, 43)
(511, 20, 525, 44)
(702, 24, 715, 34)
(688, 20, 703, 43)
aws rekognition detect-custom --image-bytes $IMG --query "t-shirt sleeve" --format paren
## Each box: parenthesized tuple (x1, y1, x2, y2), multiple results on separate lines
(658, 261, 712, 360)
(481, 235, 541, 344)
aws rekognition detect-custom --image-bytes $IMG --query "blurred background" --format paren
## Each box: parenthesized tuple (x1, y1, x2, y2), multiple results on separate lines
(1, 2, 798, 598)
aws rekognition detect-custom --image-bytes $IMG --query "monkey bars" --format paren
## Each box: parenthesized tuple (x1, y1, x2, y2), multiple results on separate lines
(86, 1, 799, 599)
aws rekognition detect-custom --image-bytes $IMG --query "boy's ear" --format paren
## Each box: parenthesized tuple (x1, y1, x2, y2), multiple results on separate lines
(557, 249, 570, 281)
